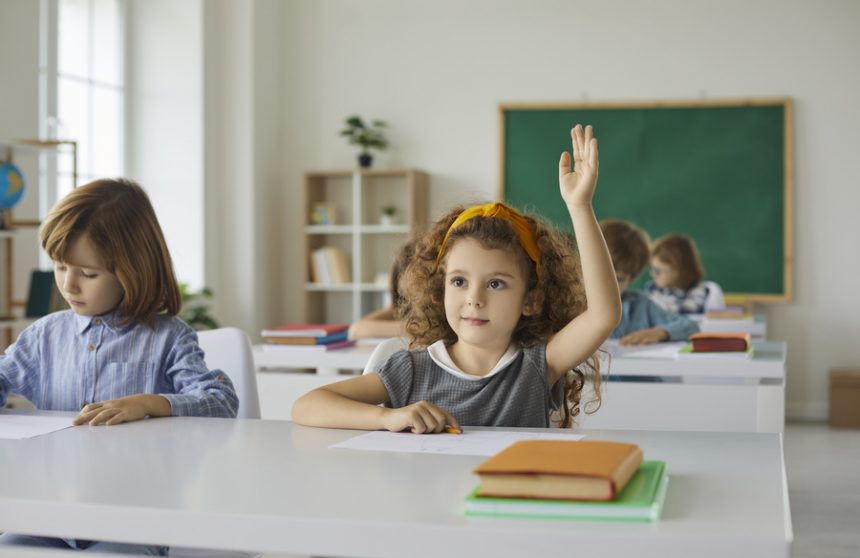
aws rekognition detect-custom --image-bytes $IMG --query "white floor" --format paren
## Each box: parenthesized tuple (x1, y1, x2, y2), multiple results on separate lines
(784, 421, 860, 558)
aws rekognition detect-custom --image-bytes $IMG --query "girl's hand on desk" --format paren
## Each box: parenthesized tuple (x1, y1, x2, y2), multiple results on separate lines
(73, 394, 171, 426)
(619, 327, 670, 346)
(382, 401, 460, 435)
(559, 124, 599, 208)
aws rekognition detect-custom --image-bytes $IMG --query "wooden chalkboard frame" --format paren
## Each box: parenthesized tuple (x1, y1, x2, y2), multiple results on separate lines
(498, 98, 793, 305)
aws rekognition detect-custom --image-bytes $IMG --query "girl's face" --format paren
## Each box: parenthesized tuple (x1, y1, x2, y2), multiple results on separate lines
(650, 257, 679, 289)
(443, 238, 532, 352)
(54, 233, 124, 317)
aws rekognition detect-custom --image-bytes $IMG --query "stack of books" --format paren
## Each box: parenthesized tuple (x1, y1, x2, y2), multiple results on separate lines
(704, 305, 747, 319)
(465, 440, 668, 522)
(261, 323, 356, 351)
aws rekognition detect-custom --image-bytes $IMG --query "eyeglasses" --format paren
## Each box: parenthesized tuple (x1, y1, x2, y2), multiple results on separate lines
(650, 266, 671, 277)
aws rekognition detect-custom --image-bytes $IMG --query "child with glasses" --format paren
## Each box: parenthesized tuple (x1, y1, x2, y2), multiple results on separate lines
(600, 220, 699, 345)
(646, 233, 721, 314)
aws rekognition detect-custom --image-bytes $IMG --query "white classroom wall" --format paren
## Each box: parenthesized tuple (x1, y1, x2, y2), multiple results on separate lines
(2, 0, 859, 421)
(271, 0, 860, 420)
(0, 0, 40, 307)
(126, 0, 205, 290)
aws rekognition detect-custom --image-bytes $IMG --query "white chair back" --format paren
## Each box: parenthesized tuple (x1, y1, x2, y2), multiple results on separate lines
(703, 281, 726, 313)
(196, 327, 261, 419)
(363, 337, 409, 375)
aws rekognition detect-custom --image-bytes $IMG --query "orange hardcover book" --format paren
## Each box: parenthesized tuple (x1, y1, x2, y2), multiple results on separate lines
(473, 440, 643, 501)
(689, 331, 751, 352)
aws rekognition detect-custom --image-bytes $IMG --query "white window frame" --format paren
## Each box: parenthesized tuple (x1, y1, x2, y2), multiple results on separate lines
(38, 0, 127, 215)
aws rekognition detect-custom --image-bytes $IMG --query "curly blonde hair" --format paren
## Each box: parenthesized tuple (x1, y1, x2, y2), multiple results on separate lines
(398, 203, 602, 427)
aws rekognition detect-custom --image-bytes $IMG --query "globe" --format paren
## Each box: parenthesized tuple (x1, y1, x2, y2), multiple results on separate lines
(0, 162, 26, 211)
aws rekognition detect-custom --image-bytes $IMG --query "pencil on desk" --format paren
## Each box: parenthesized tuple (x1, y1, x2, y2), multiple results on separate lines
(444, 426, 462, 434)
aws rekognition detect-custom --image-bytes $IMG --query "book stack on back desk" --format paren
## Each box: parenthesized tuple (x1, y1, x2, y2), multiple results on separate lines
(692, 309, 767, 339)
(261, 323, 356, 351)
(465, 440, 668, 522)
(678, 332, 754, 360)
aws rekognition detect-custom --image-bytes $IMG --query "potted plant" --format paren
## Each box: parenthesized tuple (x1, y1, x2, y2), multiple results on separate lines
(340, 115, 388, 168)
(179, 283, 220, 331)
(380, 205, 397, 226)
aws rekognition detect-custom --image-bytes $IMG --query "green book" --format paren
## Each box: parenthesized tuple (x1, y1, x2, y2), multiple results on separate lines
(464, 460, 668, 522)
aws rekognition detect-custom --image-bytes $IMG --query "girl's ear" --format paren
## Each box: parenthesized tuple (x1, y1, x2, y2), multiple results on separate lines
(522, 289, 544, 317)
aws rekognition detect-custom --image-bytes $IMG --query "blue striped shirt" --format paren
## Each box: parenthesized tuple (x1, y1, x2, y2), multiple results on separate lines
(0, 310, 238, 417)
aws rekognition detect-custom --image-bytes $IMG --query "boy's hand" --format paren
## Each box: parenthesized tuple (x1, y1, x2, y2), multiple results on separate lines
(619, 327, 670, 345)
(73, 394, 171, 426)
(381, 401, 460, 434)
(559, 124, 599, 208)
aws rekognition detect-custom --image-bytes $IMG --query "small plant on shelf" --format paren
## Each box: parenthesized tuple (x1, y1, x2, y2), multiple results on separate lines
(380, 205, 397, 226)
(339, 115, 388, 168)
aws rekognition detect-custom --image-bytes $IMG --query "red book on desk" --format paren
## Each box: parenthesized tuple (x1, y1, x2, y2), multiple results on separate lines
(689, 332, 751, 352)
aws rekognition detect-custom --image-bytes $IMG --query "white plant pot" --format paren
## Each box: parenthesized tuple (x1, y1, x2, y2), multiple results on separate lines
(380, 214, 396, 226)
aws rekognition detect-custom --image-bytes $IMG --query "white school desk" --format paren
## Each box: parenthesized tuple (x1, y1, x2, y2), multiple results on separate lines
(0, 412, 792, 558)
(253, 341, 787, 432)
(577, 341, 786, 433)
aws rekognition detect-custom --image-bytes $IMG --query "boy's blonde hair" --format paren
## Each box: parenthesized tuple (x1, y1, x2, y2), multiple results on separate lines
(599, 219, 651, 281)
(400, 203, 601, 427)
(651, 233, 705, 290)
(39, 178, 181, 326)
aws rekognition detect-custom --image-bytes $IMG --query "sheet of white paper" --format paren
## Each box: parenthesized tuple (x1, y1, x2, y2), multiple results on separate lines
(619, 342, 685, 359)
(330, 429, 586, 456)
(0, 414, 74, 440)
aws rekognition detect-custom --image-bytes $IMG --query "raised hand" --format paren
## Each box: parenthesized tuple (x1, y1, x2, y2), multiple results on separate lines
(558, 124, 599, 207)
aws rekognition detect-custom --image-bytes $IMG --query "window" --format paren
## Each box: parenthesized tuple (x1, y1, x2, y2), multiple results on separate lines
(40, 0, 125, 202)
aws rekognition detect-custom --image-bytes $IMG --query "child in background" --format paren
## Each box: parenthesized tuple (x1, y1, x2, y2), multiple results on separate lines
(347, 238, 416, 341)
(293, 124, 621, 431)
(0, 178, 238, 554)
(646, 233, 718, 314)
(600, 219, 699, 345)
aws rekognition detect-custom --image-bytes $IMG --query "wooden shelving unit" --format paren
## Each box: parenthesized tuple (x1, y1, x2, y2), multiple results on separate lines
(303, 168, 428, 324)
(1, 139, 77, 348)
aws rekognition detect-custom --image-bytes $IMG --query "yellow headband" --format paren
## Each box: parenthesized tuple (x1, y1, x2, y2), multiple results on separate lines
(435, 202, 542, 279)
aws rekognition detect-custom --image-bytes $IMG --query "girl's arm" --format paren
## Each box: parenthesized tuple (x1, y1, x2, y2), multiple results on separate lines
(546, 125, 622, 386)
(292, 374, 461, 434)
(347, 305, 403, 340)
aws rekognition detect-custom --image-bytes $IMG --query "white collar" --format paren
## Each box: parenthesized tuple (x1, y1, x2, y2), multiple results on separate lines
(426, 339, 521, 381)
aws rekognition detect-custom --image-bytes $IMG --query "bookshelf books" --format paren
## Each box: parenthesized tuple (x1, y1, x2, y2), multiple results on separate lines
(310, 246, 351, 284)
(465, 460, 668, 522)
(472, 440, 643, 501)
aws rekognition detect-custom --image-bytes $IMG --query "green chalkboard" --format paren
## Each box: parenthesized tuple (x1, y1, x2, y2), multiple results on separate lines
(500, 99, 792, 303)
